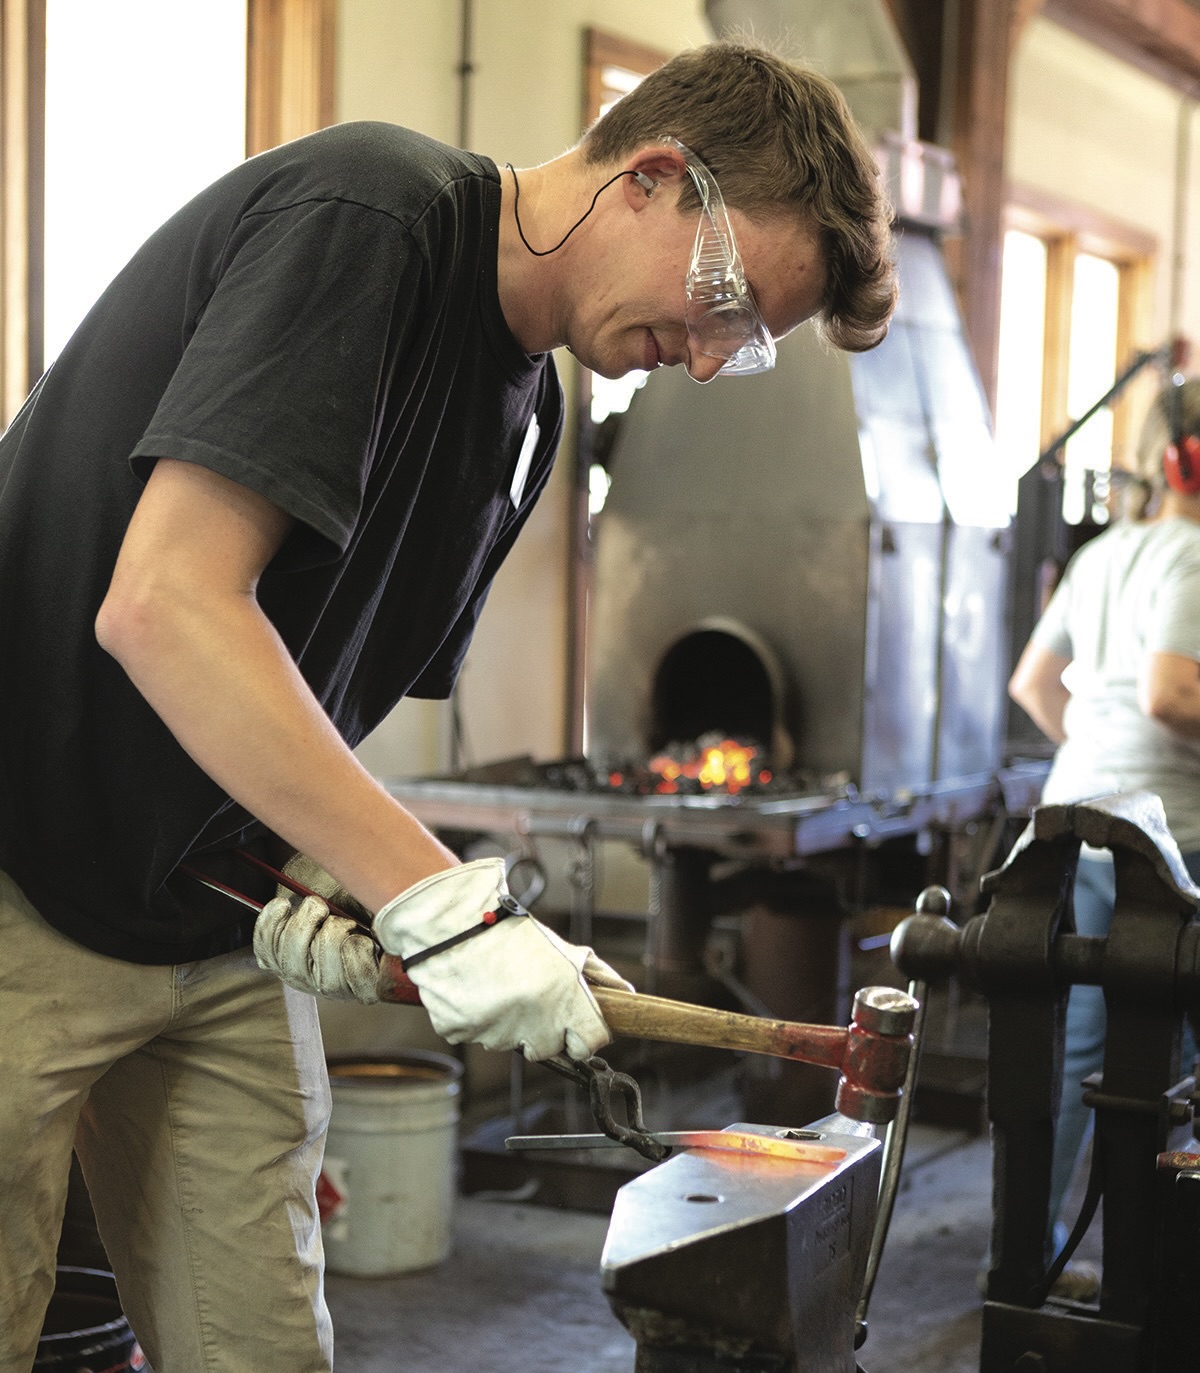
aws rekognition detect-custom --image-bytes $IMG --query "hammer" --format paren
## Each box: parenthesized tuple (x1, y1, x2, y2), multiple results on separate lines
(185, 858, 916, 1125)
(380, 957, 917, 1125)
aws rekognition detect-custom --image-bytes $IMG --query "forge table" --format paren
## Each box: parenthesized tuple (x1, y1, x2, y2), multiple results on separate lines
(381, 761, 1048, 862)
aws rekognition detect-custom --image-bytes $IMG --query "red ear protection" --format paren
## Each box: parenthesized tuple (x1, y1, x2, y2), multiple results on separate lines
(1164, 434, 1200, 494)
(1161, 376, 1200, 493)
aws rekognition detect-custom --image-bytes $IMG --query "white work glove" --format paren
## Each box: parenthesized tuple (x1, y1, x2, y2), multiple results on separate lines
(373, 857, 633, 1061)
(253, 853, 385, 1004)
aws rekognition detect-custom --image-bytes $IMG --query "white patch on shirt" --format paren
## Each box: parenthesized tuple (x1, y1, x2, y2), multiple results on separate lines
(510, 413, 539, 509)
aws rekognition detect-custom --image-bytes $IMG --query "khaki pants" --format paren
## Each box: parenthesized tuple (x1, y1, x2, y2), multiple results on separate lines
(0, 869, 334, 1373)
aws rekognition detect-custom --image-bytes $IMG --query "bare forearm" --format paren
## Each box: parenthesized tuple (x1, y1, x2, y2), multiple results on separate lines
(1155, 704, 1200, 741)
(97, 585, 456, 912)
(1140, 653, 1200, 742)
(1008, 642, 1071, 746)
(1012, 684, 1068, 745)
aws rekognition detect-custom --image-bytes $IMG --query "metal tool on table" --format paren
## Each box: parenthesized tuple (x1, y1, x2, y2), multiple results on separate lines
(509, 1122, 848, 1164)
(510, 1051, 853, 1166)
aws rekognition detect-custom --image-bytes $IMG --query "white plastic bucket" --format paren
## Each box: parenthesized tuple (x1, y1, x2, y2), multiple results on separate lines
(321, 1050, 463, 1277)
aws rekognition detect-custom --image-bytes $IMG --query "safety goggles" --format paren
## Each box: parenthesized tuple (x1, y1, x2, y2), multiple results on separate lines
(667, 138, 777, 378)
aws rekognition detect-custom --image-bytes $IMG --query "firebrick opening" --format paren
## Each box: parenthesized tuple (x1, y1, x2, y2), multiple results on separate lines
(649, 624, 779, 755)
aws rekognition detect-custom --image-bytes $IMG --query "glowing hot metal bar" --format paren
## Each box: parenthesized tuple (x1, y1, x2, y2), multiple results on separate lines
(506, 1127, 847, 1166)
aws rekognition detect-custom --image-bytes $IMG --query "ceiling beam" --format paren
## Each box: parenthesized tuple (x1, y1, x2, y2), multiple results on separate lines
(1044, 0, 1200, 94)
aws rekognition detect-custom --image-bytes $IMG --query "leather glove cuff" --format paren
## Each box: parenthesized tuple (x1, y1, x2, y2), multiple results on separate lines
(401, 892, 529, 969)
(374, 857, 509, 961)
(372, 857, 621, 1061)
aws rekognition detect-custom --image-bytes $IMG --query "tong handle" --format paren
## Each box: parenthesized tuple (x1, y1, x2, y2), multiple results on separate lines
(378, 954, 422, 1005)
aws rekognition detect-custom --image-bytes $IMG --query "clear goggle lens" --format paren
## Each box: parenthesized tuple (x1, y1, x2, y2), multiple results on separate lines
(675, 145, 777, 378)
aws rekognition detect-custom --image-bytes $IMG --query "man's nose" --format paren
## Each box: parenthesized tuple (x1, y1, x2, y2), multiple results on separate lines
(685, 348, 725, 384)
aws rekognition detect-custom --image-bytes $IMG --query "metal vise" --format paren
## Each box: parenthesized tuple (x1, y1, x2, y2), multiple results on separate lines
(892, 791, 1200, 1373)
(601, 1117, 881, 1373)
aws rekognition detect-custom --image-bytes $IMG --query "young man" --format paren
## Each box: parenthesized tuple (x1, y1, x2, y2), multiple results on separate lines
(0, 39, 896, 1372)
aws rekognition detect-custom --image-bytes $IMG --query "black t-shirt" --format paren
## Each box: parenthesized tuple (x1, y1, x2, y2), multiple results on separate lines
(0, 123, 562, 962)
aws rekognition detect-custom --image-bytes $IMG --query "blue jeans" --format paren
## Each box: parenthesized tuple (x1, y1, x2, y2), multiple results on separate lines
(1049, 849, 1200, 1240)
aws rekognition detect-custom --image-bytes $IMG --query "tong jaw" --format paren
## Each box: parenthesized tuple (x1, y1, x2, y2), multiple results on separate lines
(545, 1054, 669, 1162)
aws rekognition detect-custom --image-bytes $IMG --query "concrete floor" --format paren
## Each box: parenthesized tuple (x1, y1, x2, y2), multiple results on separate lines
(324, 1120, 1102, 1373)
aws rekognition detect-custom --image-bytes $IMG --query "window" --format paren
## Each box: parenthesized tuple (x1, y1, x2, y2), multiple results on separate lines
(1063, 252, 1122, 524)
(43, 0, 247, 365)
(1, 0, 334, 426)
(994, 230, 1047, 505)
(994, 187, 1156, 529)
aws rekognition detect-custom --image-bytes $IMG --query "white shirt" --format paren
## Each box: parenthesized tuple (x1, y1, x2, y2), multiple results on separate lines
(1033, 516, 1200, 851)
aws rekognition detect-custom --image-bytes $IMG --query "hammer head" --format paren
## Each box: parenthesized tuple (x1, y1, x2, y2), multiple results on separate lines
(834, 986, 919, 1124)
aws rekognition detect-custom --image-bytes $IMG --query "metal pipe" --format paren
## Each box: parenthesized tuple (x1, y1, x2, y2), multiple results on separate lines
(1170, 94, 1194, 341)
(456, 0, 475, 149)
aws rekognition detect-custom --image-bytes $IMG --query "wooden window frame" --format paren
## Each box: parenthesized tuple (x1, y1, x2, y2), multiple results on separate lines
(582, 28, 670, 132)
(246, 0, 335, 159)
(1, 0, 45, 425)
(1004, 182, 1157, 471)
(1, 0, 334, 426)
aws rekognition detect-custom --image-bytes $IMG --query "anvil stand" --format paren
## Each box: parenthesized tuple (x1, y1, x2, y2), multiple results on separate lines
(892, 791, 1200, 1372)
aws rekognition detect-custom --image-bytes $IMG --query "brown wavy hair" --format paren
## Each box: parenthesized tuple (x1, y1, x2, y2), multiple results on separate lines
(581, 40, 897, 353)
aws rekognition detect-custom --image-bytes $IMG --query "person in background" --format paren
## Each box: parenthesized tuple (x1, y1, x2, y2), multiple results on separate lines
(0, 39, 896, 1373)
(1008, 375, 1200, 1297)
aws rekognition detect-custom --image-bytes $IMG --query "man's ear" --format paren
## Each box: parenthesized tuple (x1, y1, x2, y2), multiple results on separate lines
(621, 144, 689, 208)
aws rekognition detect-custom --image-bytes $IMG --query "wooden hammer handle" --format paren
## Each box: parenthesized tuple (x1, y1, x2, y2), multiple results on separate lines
(379, 959, 851, 1075)
(592, 986, 848, 1069)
